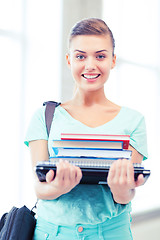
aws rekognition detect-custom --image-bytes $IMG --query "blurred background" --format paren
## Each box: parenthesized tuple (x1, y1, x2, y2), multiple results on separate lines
(0, 0, 160, 239)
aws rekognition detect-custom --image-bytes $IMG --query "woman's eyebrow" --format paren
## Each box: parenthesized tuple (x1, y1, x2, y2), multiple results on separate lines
(96, 50, 108, 53)
(74, 49, 108, 53)
(74, 50, 86, 53)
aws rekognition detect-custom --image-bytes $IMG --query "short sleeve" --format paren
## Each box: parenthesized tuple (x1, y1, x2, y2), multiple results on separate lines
(24, 106, 48, 147)
(129, 116, 148, 160)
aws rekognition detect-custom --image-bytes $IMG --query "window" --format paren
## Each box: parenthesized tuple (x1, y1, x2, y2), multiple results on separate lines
(103, 0, 160, 213)
(0, 0, 62, 214)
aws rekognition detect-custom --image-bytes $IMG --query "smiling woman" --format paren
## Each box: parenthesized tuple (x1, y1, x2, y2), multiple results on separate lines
(25, 18, 148, 240)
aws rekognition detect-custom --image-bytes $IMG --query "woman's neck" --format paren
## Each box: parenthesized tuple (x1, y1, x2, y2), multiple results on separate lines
(71, 88, 108, 106)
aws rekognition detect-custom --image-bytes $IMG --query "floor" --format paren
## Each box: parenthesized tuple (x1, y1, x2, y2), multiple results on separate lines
(131, 215, 160, 240)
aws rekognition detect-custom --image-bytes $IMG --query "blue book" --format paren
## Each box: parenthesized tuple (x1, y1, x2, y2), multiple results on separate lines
(52, 147, 132, 159)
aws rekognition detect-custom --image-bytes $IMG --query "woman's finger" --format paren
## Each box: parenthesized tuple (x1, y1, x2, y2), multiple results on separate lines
(127, 161, 135, 186)
(46, 169, 55, 183)
(135, 174, 145, 187)
(114, 159, 122, 182)
(75, 166, 82, 184)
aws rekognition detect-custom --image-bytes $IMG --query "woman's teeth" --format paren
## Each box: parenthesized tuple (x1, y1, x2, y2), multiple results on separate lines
(82, 74, 100, 79)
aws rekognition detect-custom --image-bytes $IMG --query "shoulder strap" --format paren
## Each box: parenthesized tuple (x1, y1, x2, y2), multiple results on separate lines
(43, 101, 61, 136)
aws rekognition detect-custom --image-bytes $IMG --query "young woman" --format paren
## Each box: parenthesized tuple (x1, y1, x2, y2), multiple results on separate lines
(25, 18, 148, 240)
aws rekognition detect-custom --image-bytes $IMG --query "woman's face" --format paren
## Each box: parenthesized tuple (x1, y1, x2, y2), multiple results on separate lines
(66, 34, 116, 93)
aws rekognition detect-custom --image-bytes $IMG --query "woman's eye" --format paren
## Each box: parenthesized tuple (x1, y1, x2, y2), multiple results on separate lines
(97, 55, 105, 59)
(76, 55, 85, 60)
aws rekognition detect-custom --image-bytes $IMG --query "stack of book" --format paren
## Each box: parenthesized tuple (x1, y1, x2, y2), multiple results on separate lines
(51, 133, 132, 184)
(52, 133, 131, 162)
(35, 133, 151, 184)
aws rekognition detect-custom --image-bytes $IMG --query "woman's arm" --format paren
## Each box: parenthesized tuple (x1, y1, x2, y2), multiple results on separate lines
(29, 140, 82, 200)
(107, 145, 144, 204)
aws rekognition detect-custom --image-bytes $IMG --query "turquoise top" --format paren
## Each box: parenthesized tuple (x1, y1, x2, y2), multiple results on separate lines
(25, 105, 148, 225)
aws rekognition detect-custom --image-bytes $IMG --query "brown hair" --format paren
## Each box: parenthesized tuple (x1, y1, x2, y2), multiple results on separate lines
(69, 18, 115, 56)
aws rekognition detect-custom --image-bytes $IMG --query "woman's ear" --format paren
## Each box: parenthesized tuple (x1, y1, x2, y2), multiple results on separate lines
(111, 54, 116, 69)
(66, 53, 71, 67)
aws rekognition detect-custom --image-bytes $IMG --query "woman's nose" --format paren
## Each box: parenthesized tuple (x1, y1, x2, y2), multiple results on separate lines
(85, 57, 96, 71)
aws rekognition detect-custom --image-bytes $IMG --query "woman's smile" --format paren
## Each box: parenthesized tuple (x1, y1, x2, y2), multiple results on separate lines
(82, 74, 101, 81)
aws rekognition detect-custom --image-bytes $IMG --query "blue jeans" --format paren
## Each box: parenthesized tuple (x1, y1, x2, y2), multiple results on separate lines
(33, 212, 133, 240)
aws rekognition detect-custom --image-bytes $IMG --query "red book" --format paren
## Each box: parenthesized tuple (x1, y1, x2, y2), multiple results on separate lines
(61, 133, 130, 150)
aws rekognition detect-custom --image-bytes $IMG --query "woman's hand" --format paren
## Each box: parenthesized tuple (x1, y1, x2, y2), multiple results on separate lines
(107, 159, 144, 204)
(38, 160, 82, 200)
(29, 140, 82, 200)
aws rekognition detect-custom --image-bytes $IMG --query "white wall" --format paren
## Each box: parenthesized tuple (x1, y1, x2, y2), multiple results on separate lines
(0, 0, 62, 214)
(103, 0, 160, 214)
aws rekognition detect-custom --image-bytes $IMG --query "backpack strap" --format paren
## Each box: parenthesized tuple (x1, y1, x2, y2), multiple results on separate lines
(43, 101, 61, 136)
